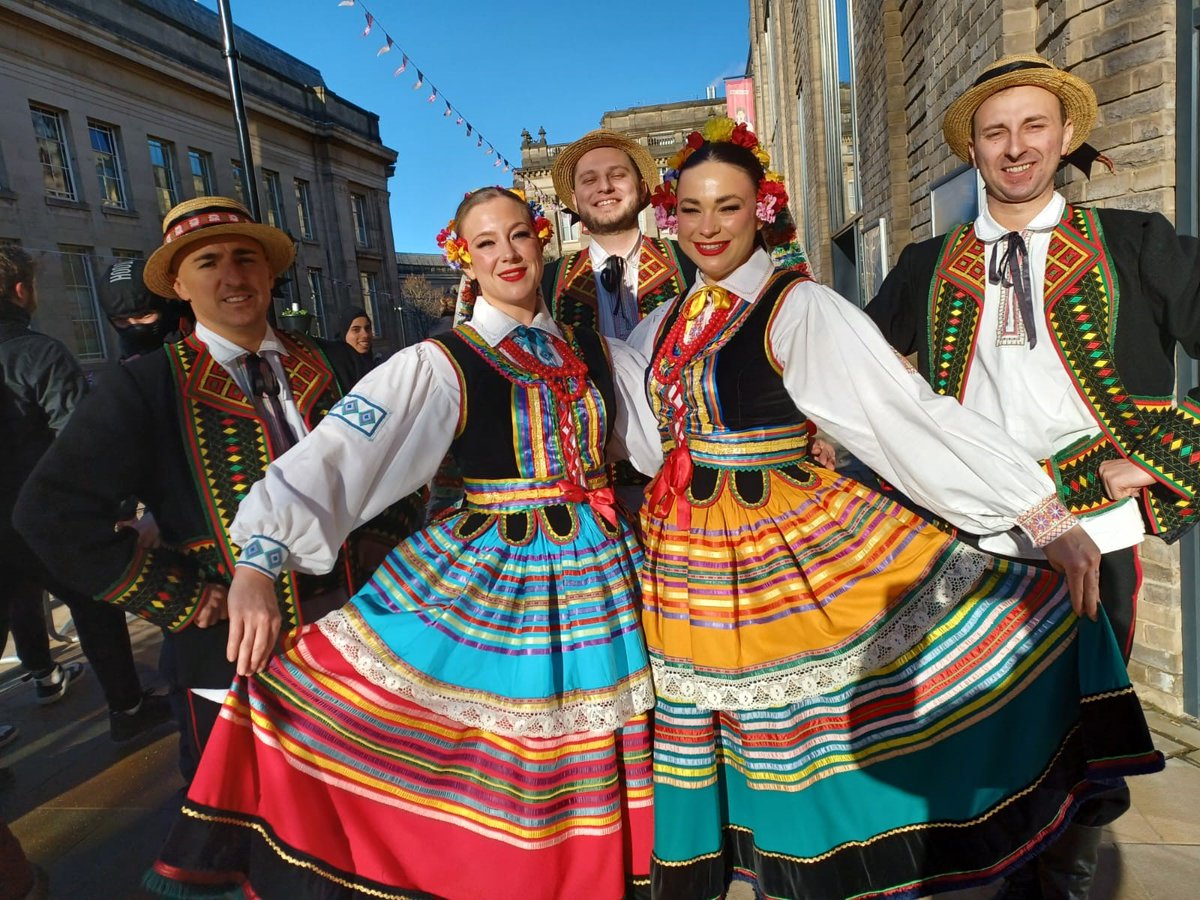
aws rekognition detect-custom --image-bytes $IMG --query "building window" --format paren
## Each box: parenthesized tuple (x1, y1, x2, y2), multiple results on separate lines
(558, 210, 581, 244)
(189, 149, 215, 196)
(306, 267, 327, 335)
(88, 121, 127, 210)
(359, 270, 380, 319)
(819, 0, 861, 225)
(30, 105, 77, 200)
(58, 245, 107, 360)
(351, 192, 371, 247)
(231, 160, 248, 205)
(147, 138, 180, 217)
(294, 179, 315, 239)
(648, 132, 676, 149)
(262, 169, 287, 230)
(111, 248, 143, 260)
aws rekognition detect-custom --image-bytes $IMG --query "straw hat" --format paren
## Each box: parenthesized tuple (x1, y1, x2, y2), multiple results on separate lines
(550, 129, 660, 211)
(943, 54, 1098, 162)
(144, 196, 295, 298)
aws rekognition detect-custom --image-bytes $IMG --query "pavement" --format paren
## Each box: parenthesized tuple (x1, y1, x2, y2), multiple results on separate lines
(3, 600, 1200, 900)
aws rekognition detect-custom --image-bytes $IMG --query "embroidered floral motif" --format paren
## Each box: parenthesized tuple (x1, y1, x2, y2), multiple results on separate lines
(1017, 495, 1077, 548)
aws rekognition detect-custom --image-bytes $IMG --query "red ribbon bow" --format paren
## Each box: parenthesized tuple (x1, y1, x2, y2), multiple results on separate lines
(647, 445, 694, 532)
(558, 481, 619, 527)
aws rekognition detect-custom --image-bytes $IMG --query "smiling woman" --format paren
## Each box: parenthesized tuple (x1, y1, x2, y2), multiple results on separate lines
(623, 117, 1162, 899)
(145, 187, 666, 900)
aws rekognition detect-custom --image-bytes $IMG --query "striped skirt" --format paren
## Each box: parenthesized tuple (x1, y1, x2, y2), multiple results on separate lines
(147, 497, 654, 900)
(642, 460, 1161, 899)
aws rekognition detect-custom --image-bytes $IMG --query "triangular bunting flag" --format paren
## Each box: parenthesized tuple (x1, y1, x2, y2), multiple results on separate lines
(377, 36, 393, 56)
(465, 124, 473, 136)
(338, 0, 355, 6)
(393, 54, 408, 75)
(362, 12, 373, 36)
(412, 71, 424, 90)
(444, 102, 453, 117)
(428, 88, 438, 103)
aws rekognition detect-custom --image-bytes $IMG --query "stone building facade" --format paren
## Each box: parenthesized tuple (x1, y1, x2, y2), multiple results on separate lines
(515, 98, 726, 259)
(0, 0, 405, 359)
(747, 0, 1200, 717)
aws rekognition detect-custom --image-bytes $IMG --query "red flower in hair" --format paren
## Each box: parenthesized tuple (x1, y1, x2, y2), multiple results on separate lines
(686, 131, 705, 150)
(731, 123, 757, 149)
(650, 182, 677, 211)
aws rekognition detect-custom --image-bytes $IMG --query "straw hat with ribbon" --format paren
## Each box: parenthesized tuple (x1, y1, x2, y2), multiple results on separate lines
(550, 129, 660, 212)
(943, 54, 1099, 163)
(144, 196, 295, 298)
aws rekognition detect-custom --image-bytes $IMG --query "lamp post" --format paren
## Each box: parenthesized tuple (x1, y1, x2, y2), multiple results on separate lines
(216, 0, 261, 220)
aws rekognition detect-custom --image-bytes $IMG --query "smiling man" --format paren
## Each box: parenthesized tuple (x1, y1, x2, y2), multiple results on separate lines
(866, 55, 1200, 898)
(15, 197, 422, 778)
(545, 129, 695, 340)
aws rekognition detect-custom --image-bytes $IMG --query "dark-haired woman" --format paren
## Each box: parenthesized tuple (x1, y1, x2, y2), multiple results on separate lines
(628, 118, 1161, 899)
(145, 187, 661, 900)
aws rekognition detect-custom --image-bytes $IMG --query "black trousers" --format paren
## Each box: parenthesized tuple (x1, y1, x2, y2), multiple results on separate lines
(0, 566, 54, 675)
(1, 536, 144, 711)
(1098, 545, 1140, 665)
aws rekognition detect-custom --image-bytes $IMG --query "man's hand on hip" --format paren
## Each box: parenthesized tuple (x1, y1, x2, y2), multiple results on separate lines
(1098, 459, 1156, 501)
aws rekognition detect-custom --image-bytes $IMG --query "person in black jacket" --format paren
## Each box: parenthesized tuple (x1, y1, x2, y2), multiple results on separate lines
(1, 246, 170, 746)
(14, 198, 423, 778)
(866, 54, 1199, 899)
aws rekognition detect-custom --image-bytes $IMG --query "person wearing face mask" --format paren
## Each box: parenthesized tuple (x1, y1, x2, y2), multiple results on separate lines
(98, 258, 193, 362)
(142, 187, 661, 900)
(620, 117, 1162, 900)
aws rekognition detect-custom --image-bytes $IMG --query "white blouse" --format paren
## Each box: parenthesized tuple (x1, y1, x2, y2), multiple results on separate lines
(230, 296, 660, 578)
(627, 248, 1073, 547)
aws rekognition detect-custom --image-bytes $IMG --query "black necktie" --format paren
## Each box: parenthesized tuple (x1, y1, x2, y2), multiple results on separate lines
(988, 232, 1038, 349)
(599, 256, 625, 313)
(243, 352, 298, 454)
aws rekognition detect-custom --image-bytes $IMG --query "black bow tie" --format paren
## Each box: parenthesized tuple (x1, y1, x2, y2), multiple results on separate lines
(988, 232, 1037, 349)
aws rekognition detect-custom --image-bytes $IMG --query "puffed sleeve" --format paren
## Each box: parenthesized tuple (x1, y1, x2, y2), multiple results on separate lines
(770, 281, 1074, 546)
(230, 340, 460, 577)
(605, 337, 664, 477)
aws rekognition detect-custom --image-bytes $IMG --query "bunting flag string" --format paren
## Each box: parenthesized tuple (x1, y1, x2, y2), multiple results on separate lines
(336, 1, 558, 209)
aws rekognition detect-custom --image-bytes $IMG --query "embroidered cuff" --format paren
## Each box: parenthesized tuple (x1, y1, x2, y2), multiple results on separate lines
(236, 535, 289, 580)
(1016, 495, 1077, 548)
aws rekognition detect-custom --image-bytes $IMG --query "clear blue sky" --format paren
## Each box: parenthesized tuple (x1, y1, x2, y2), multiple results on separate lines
(196, 1, 750, 253)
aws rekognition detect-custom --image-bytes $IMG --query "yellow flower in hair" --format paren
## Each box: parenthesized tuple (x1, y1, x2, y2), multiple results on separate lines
(701, 117, 735, 144)
(765, 170, 784, 183)
(511, 188, 527, 202)
(753, 146, 771, 167)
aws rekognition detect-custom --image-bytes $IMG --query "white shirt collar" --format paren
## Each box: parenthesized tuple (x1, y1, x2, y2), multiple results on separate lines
(588, 232, 644, 268)
(976, 191, 1065, 242)
(194, 321, 290, 367)
(683, 247, 774, 303)
(467, 295, 563, 348)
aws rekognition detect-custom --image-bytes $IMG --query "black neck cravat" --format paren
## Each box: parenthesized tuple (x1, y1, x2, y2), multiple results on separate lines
(599, 255, 625, 312)
(988, 232, 1038, 349)
(243, 351, 298, 453)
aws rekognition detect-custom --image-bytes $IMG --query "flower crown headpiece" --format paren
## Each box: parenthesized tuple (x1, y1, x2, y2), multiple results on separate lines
(650, 117, 790, 236)
(436, 188, 554, 270)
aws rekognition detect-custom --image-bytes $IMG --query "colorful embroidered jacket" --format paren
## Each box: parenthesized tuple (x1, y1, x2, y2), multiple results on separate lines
(14, 331, 425, 688)
(543, 236, 695, 332)
(867, 205, 1200, 543)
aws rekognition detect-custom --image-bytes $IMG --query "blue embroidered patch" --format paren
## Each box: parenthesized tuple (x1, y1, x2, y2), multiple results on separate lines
(329, 393, 389, 439)
(239, 536, 287, 577)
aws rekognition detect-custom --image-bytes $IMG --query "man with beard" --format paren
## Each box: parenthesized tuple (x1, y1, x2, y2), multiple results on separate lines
(545, 129, 695, 339)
